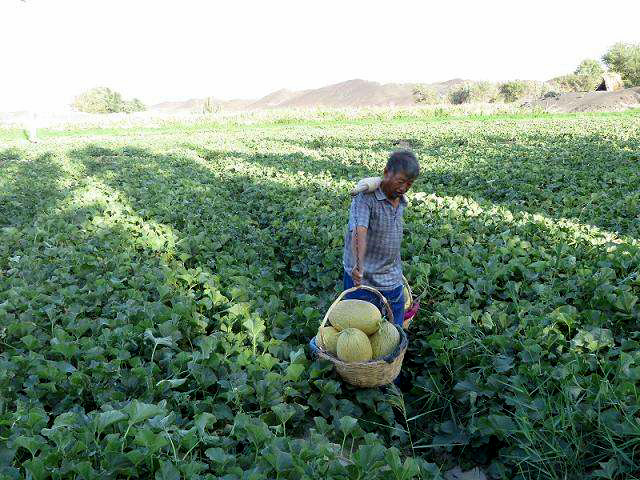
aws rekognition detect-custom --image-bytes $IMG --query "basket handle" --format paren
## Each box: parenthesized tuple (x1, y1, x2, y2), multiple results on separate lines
(320, 285, 394, 328)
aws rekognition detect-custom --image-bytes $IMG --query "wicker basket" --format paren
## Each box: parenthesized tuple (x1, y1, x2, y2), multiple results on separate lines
(312, 285, 408, 388)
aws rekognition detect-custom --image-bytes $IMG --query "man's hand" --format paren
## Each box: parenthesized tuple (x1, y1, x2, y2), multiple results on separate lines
(351, 265, 364, 286)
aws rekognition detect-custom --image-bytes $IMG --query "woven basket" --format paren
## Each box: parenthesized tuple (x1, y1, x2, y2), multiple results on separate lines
(313, 285, 408, 388)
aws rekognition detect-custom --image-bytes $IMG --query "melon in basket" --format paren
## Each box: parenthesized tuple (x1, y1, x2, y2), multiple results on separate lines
(403, 285, 411, 310)
(336, 328, 373, 362)
(369, 322, 400, 359)
(328, 299, 381, 335)
(316, 326, 340, 354)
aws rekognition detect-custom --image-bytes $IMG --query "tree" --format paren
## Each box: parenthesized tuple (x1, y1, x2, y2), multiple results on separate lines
(499, 81, 528, 102)
(552, 74, 598, 92)
(72, 87, 146, 113)
(122, 98, 146, 113)
(549, 59, 605, 93)
(468, 81, 500, 103)
(602, 42, 640, 87)
(574, 59, 604, 77)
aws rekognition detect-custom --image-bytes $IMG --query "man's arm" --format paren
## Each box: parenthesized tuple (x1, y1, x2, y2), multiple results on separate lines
(351, 226, 367, 286)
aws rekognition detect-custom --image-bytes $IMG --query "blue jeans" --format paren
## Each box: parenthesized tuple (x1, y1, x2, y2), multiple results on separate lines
(343, 271, 405, 326)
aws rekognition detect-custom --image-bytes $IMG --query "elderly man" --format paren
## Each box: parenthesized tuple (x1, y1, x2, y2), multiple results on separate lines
(342, 149, 420, 325)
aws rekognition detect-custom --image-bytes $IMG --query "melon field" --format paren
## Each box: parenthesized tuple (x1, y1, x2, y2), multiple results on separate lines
(1, 110, 640, 479)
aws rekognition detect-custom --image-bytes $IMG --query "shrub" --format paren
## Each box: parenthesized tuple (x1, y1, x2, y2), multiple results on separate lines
(470, 81, 500, 103)
(72, 87, 146, 113)
(202, 97, 220, 114)
(602, 42, 640, 87)
(551, 74, 600, 92)
(122, 98, 146, 113)
(542, 90, 560, 99)
(550, 59, 605, 92)
(412, 85, 440, 104)
(499, 80, 529, 102)
(574, 58, 604, 77)
(445, 82, 502, 105)
(448, 83, 472, 104)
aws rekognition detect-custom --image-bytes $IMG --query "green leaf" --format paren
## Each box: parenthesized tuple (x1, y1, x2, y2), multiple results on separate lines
(94, 410, 128, 433)
(52, 412, 79, 428)
(493, 355, 514, 373)
(0, 445, 17, 466)
(571, 328, 614, 352)
(228, 302, 250, 318)
(195, 335, 218, 359)
(144, 329, 177, 348)
(338, 416, 358, 436)
(353, 444, 385, 470)
(271, 403, 296, 424)
(13, 435, 46, 457)
(205, 447, 233, 464)
(124, 400, 166, 425)
(194, 412, 217, 437)
(134, 427, 169, 452)
(156, 378, 187, 389)
(275, 450, 293, 471)
(155, 460, 181, 480)
(285, 363, 305, 381)
(23, 458, 48, 480)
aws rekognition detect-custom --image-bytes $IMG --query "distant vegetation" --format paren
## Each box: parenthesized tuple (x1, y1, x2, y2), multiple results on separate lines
(602, 42, 640, 87)
(414, 42, 640, 106)
(550, 59, 605, 93)
(72, 87, 146, 114)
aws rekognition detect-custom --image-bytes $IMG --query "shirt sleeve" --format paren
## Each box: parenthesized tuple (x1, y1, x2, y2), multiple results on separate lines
(348, 193, 371, 230)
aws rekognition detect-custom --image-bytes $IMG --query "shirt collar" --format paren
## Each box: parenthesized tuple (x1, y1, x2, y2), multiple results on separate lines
(374, 186, 408, 206)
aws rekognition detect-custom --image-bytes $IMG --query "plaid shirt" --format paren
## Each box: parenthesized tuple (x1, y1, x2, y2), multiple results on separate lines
(343, 187, 407, 289)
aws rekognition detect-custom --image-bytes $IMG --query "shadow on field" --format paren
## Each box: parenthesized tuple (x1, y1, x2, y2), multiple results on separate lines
(2, 142, 345, 423)
(66, 144, 348, 297)
(0, 150, 69, 228)
(180, 143, 373, 182)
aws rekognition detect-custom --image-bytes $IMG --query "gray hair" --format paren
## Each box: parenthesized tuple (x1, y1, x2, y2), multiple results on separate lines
(386, 149, 419, 179)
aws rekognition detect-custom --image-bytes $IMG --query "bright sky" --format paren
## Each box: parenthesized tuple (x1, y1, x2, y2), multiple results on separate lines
(2, 0, 639, 112)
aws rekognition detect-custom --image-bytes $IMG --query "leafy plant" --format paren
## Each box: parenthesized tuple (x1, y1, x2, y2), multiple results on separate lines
(1, 109, 639, 479)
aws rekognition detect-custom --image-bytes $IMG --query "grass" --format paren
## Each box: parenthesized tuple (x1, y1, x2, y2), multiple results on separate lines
(3, 107, 639, 143)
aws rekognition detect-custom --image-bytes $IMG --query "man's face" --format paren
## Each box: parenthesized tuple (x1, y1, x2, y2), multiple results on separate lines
(383, 169, 414, 199)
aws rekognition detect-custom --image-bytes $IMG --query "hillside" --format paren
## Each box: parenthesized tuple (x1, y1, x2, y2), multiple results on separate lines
(149, 78, 467, 112)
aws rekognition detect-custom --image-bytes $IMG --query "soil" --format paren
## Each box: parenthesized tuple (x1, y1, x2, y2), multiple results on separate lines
(529, 87, 640, 113)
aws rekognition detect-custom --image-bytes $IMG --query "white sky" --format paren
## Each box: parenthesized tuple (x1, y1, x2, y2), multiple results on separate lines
(2, 0, 639, 112)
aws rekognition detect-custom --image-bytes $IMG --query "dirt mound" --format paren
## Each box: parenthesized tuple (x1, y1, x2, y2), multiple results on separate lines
(532, 87, 640, 113)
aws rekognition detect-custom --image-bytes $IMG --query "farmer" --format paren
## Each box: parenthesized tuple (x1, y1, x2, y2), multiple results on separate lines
(342, 149, 419, 326)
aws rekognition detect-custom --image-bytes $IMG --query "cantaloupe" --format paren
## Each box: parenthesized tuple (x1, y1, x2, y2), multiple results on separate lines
(328, 299, 381, 335)
(403, 285, 411, 310)
(316, 326, 340, 354)
(369, 322, 400, 359)
(336, 328, 373, 363)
